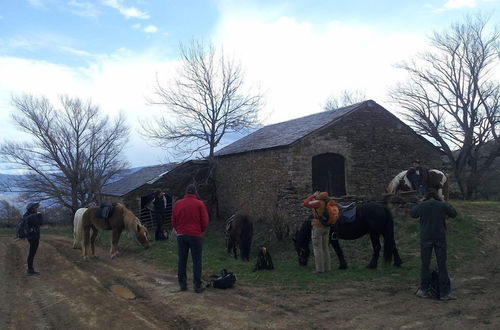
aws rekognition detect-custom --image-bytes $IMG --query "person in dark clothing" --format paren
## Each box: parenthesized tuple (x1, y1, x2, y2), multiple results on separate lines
(410, 191, 457, 300)
(24, 202, 43, 275)
(153, 190, 167, 241)
(407, 159, 429, 196)
(171, 184, 209, 293)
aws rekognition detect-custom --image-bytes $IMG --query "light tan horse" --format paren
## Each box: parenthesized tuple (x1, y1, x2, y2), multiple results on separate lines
(79, 203, 150, 259)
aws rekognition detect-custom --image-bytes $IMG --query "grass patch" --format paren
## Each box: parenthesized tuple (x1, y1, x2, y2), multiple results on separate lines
(87, 200, 484, 291)
(2, 200, 486, 291)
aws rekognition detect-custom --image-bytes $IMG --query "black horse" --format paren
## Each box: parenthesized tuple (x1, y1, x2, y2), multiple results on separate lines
(226, 213, 253, 261)
(293, 202, 402, 269)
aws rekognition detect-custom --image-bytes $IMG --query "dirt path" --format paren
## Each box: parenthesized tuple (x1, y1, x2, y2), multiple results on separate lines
(1, 205, 499, 329)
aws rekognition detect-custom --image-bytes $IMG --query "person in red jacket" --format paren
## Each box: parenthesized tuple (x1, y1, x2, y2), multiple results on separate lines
(171, 184, 209, 293)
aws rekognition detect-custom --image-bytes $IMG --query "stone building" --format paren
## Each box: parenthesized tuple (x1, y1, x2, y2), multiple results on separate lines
(101, 160, 209, 229)
(214, 100, 446, 224)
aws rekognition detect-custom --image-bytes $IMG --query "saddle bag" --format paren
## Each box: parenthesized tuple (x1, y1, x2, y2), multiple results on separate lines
(429, 269, 440, 299)
(208, 269, 236, 289)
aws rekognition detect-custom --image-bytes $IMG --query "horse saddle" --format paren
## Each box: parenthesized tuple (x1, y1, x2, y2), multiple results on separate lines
(338, 204, 357, 224)
(95, 203, 115, 221)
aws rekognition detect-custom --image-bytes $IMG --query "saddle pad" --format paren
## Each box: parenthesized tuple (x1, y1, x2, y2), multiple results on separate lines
(339, 207, 357, 224)
(95, 203, 115, 220)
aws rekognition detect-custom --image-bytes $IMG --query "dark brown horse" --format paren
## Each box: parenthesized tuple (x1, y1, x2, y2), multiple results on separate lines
(226, 213, 253, 261)
(293, 202, 402, 269)
(75, 203, 150, 259)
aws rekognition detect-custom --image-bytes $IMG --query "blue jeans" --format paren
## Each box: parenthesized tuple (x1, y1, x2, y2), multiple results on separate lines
(420, 239, 450, 296)
(177, 235, 203, 290)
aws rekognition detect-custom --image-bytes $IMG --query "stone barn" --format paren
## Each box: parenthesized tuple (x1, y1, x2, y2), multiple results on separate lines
(214, 100, 446, 224)
(101, 160, 210, 230)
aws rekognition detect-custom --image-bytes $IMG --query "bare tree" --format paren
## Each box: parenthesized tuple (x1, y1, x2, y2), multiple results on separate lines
(324, 89, 367, 111)
(390, 15, 500, 199)
(0, 95, 129, 212)
(141, 40, 263, 161)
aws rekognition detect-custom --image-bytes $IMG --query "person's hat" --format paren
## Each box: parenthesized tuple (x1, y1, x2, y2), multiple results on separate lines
(186, 184, 197, 195)
(26, 202, 40, 211)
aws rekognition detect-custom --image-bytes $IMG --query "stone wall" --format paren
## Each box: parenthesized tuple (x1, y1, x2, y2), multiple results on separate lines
(215, 104, 446, 225)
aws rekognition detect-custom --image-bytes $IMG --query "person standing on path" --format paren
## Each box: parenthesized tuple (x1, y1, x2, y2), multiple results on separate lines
(171, 184, 209, 293)
(410, 191, 457, 301)
(302, 191, 339, 273)
(153, 190, 167, 241)
(24, 202, 43, 275)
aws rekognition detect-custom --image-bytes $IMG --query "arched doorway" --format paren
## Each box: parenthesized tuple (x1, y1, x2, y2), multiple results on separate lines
(312, 153, 346, 197)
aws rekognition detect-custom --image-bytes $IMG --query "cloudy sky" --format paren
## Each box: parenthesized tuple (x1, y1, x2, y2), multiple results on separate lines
(0, 0, 498, 171)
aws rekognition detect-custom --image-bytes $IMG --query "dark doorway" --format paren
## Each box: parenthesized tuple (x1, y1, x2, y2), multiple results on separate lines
(312, 153, 346, 197)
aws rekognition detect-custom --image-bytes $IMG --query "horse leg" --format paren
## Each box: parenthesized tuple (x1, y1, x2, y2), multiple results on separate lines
(110, 230, 121, 258)
(233, 240, 238, 260)
(368, 233, 381, 269)
(90, 227, 98, 258)
(329, 232, 347, 269)
(393, 246, 402, 267)
(82, 226, 90, 260)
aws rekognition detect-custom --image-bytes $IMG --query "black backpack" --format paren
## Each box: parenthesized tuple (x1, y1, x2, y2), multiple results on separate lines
(429, 269, 440, 299)
(16, 216, 30, 239)
(209, 269, 236, 289)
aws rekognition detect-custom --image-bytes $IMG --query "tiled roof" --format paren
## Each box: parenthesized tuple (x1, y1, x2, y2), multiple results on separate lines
(215, 100, 379, 156)
(102, 163, 178, 197)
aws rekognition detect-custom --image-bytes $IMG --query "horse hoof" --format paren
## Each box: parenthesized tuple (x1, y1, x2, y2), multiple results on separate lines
(367, 264, 377, 269)
(339, 264, 348, 270)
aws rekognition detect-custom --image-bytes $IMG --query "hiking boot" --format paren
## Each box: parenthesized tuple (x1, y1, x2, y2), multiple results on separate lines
(439, 294, 457, 301)
(415, 289, 432, 298)
(27, 269, 40, 276)
(194, 287, 205, 294)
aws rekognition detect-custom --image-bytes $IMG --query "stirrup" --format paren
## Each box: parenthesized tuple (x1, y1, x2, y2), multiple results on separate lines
(337, 202, 355, 210)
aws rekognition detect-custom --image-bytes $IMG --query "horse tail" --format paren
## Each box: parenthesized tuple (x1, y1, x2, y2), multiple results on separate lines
(240, 216, 253, 261)
(73, 208, 87, 249)
(382, 206, 395, 265)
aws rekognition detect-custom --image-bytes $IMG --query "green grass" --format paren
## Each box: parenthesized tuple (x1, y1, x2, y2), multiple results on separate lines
(0, 201, 485, 291)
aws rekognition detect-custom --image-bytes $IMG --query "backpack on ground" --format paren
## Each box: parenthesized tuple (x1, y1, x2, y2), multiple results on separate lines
(252, 246, 274, 272)
(16, 217, 30, 239)
(429, 269, 440, 299)
(208, 269, 236, 289)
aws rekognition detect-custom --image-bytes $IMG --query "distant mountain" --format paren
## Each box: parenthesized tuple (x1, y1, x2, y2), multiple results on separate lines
(0, 167, 145, 210)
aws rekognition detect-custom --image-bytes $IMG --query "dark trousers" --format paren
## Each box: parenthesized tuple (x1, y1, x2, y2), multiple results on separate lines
(27, 238, 39, 271)
(177, 235, 203, 290)
(420, 239, 451, 296)
(155, 213, 165, 240)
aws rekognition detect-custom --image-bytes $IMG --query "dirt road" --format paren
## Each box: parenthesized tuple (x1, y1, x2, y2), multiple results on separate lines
(1, 205, 499, 329)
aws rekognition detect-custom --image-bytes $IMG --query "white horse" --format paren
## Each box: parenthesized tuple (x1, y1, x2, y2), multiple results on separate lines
(386, 169, 449, 200)
(73, 208, 87, 249)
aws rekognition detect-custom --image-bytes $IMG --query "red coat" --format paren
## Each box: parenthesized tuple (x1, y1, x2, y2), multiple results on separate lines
(172, 194, 209, 237)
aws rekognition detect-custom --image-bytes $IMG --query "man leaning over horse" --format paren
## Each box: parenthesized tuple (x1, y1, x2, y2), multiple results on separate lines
(407, 159, 429, 196)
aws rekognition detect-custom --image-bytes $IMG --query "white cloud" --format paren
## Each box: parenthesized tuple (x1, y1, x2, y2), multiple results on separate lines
(0, 52, 177, 167)
(443, 0, 477, 9)
(212, 7, 428, 125)
(67, 0, 100, 18)
(143, 25, 158, 34)
(103, 0, 150, 19)
(27, 0, 45, 8)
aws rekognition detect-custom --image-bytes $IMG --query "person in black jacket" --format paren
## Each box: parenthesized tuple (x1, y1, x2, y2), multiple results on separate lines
(410, 191, 457, 300)
(153, 190, 167, 241)
(24, 202, 43, 275)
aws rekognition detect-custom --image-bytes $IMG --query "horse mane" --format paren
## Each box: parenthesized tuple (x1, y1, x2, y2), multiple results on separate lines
(114, 203, 143, 233)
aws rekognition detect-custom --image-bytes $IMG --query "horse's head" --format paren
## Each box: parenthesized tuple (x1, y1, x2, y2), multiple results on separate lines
(386, 170, 412, 194)
(135, 222, 150, 249)
(293, 227, 311, 266)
